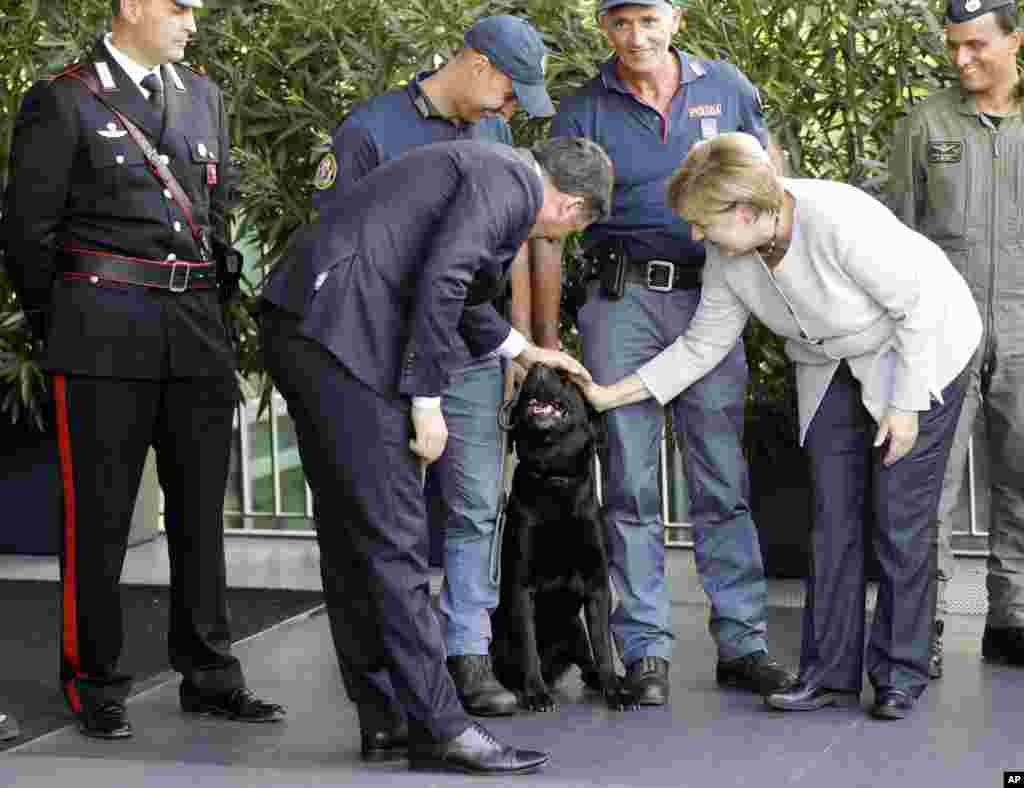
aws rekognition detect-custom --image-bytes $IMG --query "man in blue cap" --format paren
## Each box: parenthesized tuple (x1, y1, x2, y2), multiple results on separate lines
(2, 0, 283, 739)
(889, 0, 1024, 676)
(310, 15, 561, 736)
(530, 0, 796, 707)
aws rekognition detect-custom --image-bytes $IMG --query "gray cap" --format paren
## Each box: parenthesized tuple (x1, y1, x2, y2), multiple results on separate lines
(945, 0, 1015, 23)
(598, 0, 683, 14)
(174, 0, 203, 7)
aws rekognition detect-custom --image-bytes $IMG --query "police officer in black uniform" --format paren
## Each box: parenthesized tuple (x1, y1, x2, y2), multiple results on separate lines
(1, 0, 283, 739)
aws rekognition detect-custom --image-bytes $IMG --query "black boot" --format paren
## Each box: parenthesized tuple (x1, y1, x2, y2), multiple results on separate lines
(982, 625, 1024, 666)
(929, 619, 944, 679)
(446, 655, 518, 717)
(625, 656, 670, 706)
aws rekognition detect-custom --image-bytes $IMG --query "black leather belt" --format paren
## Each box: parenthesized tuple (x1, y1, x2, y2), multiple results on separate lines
(622, 259, 702, 291)
(61, 249, 217, 292)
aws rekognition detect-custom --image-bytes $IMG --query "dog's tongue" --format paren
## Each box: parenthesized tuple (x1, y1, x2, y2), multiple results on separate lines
(527, 400, 557, 417)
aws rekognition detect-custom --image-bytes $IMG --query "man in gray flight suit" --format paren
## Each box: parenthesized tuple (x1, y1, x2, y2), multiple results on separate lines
(888, 0, 1024, 673)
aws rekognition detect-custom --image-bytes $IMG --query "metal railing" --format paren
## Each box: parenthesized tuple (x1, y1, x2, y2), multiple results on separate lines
(214, 390, 989, 553)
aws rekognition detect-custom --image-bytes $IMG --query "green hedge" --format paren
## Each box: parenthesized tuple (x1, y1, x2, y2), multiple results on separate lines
(0, 0, 957, 428)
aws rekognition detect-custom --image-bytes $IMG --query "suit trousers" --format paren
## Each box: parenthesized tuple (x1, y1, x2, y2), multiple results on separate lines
(260, 308, 469, 744)
(52, 372, 243, 713)
(800, 361, 967, 695)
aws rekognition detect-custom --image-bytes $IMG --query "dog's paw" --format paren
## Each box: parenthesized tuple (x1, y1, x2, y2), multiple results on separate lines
(603, 679, 640, 712)
(520, 679, 558, 713)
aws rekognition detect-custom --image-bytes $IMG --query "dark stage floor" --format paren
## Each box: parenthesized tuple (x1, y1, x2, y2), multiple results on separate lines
(1, 593, 1019, 788)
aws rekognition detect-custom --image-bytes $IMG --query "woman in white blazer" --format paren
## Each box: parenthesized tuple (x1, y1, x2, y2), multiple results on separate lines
(578, 132, 980, 720)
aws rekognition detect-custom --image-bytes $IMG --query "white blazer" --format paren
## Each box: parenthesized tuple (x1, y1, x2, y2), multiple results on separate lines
(637, 178, 981, 444)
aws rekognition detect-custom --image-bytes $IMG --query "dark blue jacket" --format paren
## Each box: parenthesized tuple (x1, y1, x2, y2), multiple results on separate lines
(262, 140, 543, 399)
(1, 41, 235, 380)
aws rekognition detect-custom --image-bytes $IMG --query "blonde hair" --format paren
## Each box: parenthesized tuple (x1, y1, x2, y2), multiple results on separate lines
(667, 132, 783, 226)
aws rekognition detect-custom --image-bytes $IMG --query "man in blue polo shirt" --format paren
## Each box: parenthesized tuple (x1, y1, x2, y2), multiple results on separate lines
(531, 0, 795, 705)
(310, 16, 559, 725)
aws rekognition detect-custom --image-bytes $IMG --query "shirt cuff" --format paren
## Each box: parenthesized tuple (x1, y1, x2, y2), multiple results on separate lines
(411, 396, 442, 410)
(497, 328, 528, 360)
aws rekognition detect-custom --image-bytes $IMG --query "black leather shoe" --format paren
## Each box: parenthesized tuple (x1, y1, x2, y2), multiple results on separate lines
(0, 712, 20, 742)
(765, 680, 860, 711)
(717, 651, 797, 694)
(446, 655, 517, 716)
(625, 656, 669, 706)
(871, 688, 914, 720)
(982, 625, 1024, 666)
(409, 722, 549, 775)
(929, 619, 944, 679)
(361, 719, 409, 762)
(180, 684, 285, 722)
(78, 701, 133, 739)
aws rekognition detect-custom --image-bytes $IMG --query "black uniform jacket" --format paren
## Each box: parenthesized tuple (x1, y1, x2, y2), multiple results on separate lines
(1, 40, 235, 380)
(262, 140, 543, 400)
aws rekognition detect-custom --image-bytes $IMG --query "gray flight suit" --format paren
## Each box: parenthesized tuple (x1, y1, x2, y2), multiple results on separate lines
(889, 86, 1024, 628)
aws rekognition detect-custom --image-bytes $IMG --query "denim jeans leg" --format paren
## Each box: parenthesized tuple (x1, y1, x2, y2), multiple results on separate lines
(577, 283, 676, 665)
(672, 338, 768, 660)
(431, 355, 504, 657)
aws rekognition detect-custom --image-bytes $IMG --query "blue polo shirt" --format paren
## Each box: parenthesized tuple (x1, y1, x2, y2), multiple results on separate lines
(550, 50, 768, 269)
(312, 71, 513, 211)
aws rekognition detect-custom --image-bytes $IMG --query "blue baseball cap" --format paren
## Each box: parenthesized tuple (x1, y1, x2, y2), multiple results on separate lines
(464, 15, 555, 118)
(598, 0, 683, 13)
(945, 0, 1015, 23)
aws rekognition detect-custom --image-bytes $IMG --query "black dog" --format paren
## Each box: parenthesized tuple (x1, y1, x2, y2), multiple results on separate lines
(489, 364, 635, 712)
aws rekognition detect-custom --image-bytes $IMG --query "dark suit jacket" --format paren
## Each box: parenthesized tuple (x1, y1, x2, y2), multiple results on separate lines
(261, 140, 543, 399)
(1, 40, 235, 380)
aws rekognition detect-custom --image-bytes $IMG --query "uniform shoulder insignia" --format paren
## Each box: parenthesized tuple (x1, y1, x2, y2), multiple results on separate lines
(181, 61, 208, 77)
(51, 62, 85, 81)
(313, 152, 338, 191)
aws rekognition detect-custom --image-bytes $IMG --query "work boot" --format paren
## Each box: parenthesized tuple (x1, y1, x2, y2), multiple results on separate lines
(625, 656, 669, 706)
(446, 655, 518, 716)
(982, 625, 1024, 666)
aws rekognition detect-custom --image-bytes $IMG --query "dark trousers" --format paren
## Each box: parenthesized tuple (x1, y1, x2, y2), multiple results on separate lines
(260, 309, 469, 745)
(52, 373, 243, 713)
(800, 362, 967, 695)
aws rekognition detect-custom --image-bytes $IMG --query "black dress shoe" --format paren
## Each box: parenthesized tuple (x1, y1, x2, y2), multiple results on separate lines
(0, 712, 19, 742)
(717, 651, 797, 694)
(765, 680, 860, 711)
(871, 688, 914, 720)
(78, 701, 133, 739)
(982, 625, 1024, 666)
(409, 722, 549, 775)
(625, 656, 669, 706)
(180, 683, 285, 722)
(446, 655, 517, 716)
(361, 719, 409, 762)
(929, 619, 944, 679)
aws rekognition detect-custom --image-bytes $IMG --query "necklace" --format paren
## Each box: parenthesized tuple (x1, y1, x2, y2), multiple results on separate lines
(759, 208, 780, 260)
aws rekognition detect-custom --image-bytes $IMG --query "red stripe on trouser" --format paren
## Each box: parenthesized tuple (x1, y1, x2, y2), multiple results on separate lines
(54, 375, 82, 713)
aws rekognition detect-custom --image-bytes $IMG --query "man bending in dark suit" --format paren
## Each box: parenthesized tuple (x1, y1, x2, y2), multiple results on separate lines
(1, 0, 283, 739)
(260, 137, 612, 775)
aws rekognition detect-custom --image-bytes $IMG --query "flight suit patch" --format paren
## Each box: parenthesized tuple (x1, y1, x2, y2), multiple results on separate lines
(313, 152, 338, 191)
(927, 141, 963, 164)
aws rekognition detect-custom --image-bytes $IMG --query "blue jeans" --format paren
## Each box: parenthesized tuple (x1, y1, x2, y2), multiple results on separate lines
(577, 281, 768, 663)
(426, 354, 505, 657)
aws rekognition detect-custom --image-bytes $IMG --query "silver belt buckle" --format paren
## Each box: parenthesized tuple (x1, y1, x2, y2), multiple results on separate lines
(168, 261, 190, 293)
(646, 260, 674, 292)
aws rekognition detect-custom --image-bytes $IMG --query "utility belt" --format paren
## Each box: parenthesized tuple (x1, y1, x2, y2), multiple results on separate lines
(61, 247, 217, 292)
(584, 240, 702, 300)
